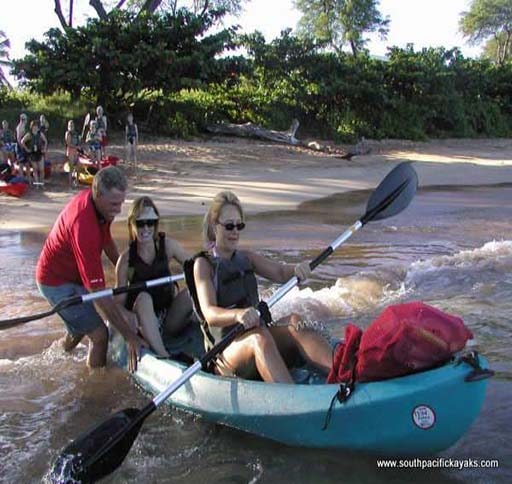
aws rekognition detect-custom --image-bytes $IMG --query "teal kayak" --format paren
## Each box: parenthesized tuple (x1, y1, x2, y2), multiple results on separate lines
(110, 324, 491, 455)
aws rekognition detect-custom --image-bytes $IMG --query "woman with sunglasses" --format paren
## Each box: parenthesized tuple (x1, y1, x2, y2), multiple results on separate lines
(115, 197, 192, 357)
(191, 190, 333, 383)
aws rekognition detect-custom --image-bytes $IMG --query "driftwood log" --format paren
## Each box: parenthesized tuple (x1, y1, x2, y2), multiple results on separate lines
(206, 119, 370, 160)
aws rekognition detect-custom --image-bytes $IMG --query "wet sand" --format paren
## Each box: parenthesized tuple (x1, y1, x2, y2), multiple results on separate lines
(1, 137, 512, 230)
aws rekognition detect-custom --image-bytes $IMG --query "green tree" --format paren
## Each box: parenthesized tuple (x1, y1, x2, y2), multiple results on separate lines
(0, 30, 11, 88)
(294, 0, 389, 57)
(11, 9, 236, 108)
(459, 0, 512, 65)
(53, 0, 244, 28)
(482, 31, 512, 60)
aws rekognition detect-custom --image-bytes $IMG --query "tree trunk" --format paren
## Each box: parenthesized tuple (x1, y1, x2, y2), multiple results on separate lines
(54, 0, 69, 29)
(69, 0, 74, 27)
(89, 0, 108, 20)
(141, 0, 163, 13)
(206, 120, 369, 159)
(206, 119, 301, 144)
(350, 40, 358, 58)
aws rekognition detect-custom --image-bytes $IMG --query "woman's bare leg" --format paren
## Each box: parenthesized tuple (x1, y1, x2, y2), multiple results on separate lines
(133, 292, 169, 357)
(220, 327, 293, 383)
(163, 289, 193, 337)
(271, 314, 333, 373)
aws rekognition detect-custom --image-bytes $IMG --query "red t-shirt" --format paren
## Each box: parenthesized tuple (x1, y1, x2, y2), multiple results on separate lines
(36, 189, 113, 290)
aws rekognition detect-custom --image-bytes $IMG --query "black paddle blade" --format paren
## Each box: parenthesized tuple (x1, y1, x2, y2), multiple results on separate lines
(0, 309, 55, 329)
(48, 408, 143, 484)
(362, 162, 418, 224)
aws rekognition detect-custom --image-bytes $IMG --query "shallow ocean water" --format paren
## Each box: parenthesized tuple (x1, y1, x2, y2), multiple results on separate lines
(0, 184, 511, 483)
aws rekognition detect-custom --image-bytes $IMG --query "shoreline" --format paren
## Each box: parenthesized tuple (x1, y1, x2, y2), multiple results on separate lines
(1, 137, 512, 232)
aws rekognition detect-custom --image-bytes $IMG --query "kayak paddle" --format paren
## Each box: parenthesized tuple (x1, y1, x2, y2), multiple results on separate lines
(48, 161, 418, 483)
(0, 274, 184, 330)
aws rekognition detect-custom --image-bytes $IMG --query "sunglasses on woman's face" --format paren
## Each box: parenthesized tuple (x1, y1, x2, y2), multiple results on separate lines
(218, 222, 246, 231)
(135, 219, 157, 228)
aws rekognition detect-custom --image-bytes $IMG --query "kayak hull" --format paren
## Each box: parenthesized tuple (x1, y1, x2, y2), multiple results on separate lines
(110, 327, 490, 454)
(0, 182, 28, 197)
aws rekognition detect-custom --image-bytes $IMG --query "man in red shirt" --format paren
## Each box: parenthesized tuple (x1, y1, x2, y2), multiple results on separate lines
(36, 166, 147, 371)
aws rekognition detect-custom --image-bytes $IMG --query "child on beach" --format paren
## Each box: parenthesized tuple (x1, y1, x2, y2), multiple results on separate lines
(20, 120, 47, 187)
(125, 113, 138, 169)
(0, 120, 16, 164)
(95, 105, 108, 158)
(15, 113, 29, 177)
(86, 120, 102, 168)
(65, 120, 80, 188)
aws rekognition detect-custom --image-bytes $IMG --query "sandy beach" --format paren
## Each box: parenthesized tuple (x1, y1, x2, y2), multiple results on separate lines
(2, 136, 512, 230)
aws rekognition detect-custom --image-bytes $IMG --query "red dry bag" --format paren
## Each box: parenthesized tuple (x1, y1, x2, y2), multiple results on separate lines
(327, 301, 473, 384)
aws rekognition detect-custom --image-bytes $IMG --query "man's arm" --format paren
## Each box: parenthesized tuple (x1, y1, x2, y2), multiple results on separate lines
(94, 297, 147, 372)
(104, 239, 120, 266)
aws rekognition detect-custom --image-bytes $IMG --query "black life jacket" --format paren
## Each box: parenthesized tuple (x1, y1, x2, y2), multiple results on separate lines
(184, 250, 259, 350)
(1, 129, 13, 144)
(127, 123, 137, 138)
(26, 133, 43, 154)
(95, 116, 106, 131)
(67, 130, 79, 147)
(125, 232, 174, 312)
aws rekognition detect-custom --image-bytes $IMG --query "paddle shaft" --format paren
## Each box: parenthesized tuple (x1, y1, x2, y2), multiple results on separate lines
(0, 274, 184, 329)
(267, 173, 414, 307)
(85, 323, 245, 468)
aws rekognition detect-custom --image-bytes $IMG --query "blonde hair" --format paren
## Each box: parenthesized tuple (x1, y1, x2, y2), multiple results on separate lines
(127, 196, 160, 241)
(202, 190, 244, 248)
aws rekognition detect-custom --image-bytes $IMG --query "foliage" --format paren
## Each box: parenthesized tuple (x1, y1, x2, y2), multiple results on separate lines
(0, 89, 88, 142)
(6, 21, 512, 141)
(294, 0, 389, 57)
(459, 0, 512, 64)
(52, 0, 245, 28)
(11, 9, 237, 111)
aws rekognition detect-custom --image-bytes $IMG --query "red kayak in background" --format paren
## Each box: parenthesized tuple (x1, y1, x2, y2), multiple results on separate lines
(0, 183, 28, 198)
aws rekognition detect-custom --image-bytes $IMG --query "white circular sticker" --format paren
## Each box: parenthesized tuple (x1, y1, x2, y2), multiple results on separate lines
(412, 405, 436, 430)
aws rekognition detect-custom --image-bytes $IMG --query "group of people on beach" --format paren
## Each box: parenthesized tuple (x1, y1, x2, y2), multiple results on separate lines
(35, 166, 332, 382)
(0, 113, 49, 187)
(0, 106, 139, 190)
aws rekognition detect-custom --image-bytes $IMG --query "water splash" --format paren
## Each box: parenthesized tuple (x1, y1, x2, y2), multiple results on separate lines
(405, 240, 512, 298)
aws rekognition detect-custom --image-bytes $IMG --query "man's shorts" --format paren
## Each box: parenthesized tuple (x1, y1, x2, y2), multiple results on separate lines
(37, 282, 104, 337)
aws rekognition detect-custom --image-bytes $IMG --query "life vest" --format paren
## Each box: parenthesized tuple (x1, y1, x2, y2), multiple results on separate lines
(25, 133, 43, 154)
(125, 233, 175, 313)
(127, 123, 136, 137)
(184, 250, 259, 350)
(1, 129, 13, 144)
(66, 130, 79, 147)
(95, 116, 106, 131)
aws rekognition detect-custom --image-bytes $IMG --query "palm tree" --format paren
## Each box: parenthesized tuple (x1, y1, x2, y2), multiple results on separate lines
(0, 30, 12, 88)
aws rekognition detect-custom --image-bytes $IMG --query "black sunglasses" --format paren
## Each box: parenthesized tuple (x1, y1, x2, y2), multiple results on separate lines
(135, 219, 158, 228)
(219, 222, 246, 231)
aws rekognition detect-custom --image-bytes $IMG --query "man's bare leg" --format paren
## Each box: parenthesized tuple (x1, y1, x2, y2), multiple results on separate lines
(60, 332, 84, 352)
(86, 324, 109, 368)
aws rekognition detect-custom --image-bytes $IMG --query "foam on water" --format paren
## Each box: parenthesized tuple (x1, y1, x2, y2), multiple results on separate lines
(270, 240, 512, 323)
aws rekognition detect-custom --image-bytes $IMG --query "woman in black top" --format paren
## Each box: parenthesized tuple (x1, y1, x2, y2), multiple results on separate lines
(116, 196, 192, 357)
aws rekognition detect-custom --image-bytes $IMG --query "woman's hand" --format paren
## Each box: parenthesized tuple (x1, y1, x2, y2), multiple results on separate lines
(294, 261, 312, 282)
(236, 307, 260, 330)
